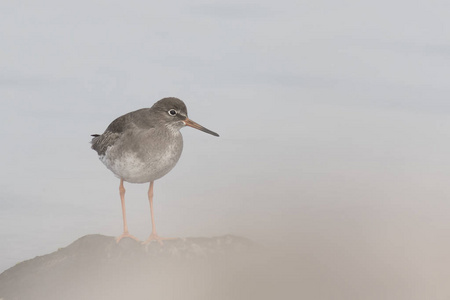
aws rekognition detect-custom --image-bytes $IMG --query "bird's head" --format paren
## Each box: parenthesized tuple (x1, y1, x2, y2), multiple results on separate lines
(151, 97, 219, 137)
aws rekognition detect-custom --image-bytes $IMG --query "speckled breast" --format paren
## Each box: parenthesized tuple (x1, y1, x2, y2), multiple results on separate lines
(100, 129, 184, 183)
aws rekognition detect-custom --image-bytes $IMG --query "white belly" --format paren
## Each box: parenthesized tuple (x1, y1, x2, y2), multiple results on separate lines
(100, 134, 183, 183)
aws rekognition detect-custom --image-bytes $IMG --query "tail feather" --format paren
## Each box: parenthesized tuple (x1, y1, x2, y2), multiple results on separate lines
(90, 134, 100, 146)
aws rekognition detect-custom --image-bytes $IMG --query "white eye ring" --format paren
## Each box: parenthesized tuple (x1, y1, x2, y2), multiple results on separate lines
(168, 109, 177, 116)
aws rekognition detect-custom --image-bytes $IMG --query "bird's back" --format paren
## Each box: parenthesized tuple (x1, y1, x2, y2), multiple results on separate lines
(91, 108, 150, 156)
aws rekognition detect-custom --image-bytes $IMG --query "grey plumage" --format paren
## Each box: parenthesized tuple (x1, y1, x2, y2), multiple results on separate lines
(91, 98, 190, 183)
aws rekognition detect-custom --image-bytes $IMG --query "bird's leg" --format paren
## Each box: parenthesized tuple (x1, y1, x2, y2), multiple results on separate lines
(148, 181, 158, 236)
(143, 181, 177, 245)
(116, 179, 140, 243)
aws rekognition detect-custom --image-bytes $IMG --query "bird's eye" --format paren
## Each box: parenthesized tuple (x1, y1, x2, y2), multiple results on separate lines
(168, 109, 177, 116)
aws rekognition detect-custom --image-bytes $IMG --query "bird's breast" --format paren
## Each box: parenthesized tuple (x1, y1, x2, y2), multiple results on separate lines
(101, 129, 183, 183)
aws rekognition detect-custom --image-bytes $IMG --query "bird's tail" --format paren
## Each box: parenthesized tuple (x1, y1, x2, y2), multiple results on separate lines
(90, 134, 100, 144)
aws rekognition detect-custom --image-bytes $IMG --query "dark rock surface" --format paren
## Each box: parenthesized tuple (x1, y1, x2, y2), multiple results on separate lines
(0, 235, 264, 300)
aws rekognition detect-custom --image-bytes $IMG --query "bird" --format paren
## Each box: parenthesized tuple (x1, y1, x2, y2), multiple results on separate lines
(91, 97, 219, 244)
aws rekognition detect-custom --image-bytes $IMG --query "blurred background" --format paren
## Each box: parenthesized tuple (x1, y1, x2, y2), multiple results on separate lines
(1, 0, 450, 298)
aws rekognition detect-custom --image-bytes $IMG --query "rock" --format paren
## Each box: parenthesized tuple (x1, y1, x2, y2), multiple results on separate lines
(0, 235, 259, 300)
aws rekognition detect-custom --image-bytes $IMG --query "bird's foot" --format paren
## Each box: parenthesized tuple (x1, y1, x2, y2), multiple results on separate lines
(142, 232, 178, 245)
(116, 231, 140, 243)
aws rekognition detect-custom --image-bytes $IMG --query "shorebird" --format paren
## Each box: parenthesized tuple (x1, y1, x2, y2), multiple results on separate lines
(91, 97, 219, 244)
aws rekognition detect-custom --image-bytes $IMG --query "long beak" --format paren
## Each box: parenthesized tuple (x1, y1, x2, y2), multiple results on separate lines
(184, 118, 219, 137)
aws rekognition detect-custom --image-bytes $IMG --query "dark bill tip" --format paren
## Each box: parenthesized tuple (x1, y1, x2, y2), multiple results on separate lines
(184, 118, 219, 137)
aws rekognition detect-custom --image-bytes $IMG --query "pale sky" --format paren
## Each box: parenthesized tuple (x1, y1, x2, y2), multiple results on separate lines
(1, 1, 450, 297)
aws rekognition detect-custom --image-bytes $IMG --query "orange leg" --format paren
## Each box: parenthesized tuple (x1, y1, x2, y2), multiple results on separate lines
(116, 179, 140, 243)
(142, 181, 177, 245)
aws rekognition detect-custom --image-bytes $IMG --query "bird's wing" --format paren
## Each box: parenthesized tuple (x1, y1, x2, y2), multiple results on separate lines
(91, 109, 153, 156)
(90, 112, 133, 156)
(91, 131, 122, 156)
